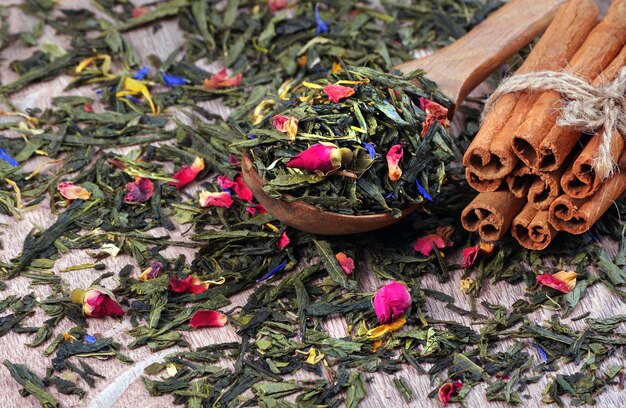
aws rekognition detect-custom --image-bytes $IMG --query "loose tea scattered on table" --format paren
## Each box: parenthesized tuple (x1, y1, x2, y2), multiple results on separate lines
(2, 0, 626, 407)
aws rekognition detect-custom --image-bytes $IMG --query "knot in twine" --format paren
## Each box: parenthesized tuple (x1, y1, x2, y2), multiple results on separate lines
(482, 67, 626, 179)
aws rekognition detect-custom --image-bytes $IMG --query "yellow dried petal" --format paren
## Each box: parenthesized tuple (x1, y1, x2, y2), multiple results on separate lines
(301, 81, 323, 89)
(304, 347, 325, 364)
(5, 178, 21, 208)
(166, 363, 178, 376)
(252, 99, 276, 125)
(116, 77, 157, 114)
(366, 316, 407, 339)
(75, 54, 110, 73)
(553, 270, 577, 291)
(265, 223, 279, 233)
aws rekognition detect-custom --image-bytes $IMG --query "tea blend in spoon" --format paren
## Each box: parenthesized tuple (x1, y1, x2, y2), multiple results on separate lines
(237, 66, 457, 217)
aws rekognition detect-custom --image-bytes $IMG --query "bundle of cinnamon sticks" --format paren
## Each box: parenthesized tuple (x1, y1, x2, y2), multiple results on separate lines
(461, 0, 626, 250)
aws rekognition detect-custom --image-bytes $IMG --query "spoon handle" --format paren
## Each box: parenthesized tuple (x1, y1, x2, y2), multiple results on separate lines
(395, 0, 567, 109)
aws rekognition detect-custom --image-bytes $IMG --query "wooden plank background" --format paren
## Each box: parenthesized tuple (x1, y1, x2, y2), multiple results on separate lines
(1, 0, 625, 407)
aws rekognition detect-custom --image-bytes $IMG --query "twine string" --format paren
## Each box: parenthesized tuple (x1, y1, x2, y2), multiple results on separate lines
(482, 67, 626, 179)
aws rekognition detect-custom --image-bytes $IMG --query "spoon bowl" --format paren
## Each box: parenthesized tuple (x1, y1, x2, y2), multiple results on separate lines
(241, 151, 418, 235)
(241, 0, 566, 235)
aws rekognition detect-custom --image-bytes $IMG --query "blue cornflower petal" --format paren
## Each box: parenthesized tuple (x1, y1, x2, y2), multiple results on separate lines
(127, 95, 143, 104)
(84, 335, 97, 344)
(0, 148, 18, 167)
(362, 142, 376, 159)
(132, 66, 150, 80)
(256, 260, 288, 283)
(161, 70, 190, 87)
(416, 181, 433, 202)
(534, 343, 547, 362)
(315, 5, 330, 35)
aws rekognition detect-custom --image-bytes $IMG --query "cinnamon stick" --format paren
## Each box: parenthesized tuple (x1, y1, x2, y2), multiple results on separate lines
(505, 164, 564, 209)
(561, 131, 624, 198)
(527, 167, 566, 210)
(512, 0, 626, 170)
(463, 0, 599, 181)
(558, 45, 626, 196)
(527, 45, 626, 173)
(512, 204, 557, 250)
(466, 169, 502, 192)
(549, 150, 626, 234)
(506, 165, 535, 198)
(461, 191, 526, 242)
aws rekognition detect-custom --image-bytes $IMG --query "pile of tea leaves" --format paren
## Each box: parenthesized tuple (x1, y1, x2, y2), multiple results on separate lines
(2, 1, 626, 408)
(240, 66, 456, 215)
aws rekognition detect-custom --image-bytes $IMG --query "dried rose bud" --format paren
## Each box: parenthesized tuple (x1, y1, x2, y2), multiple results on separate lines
(286, 143, 352, 174)
(124, 177, 154, 203)
(138, 261, 163, 281)
(537, 270, 577, 293)
(372, 281, 411, 324)
(58, 181, 91, 200)
(71, 286, 124, 318)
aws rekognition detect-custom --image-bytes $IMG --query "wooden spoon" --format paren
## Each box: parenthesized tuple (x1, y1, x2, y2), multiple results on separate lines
(242, 0, 566, 235)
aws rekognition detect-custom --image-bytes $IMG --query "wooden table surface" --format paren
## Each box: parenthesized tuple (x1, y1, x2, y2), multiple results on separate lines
(2, 1, 624, 407)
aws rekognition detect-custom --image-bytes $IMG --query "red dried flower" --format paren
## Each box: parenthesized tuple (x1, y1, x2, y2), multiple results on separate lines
(169, 157, 205, 189)
(217, 174, 253, 202)
(413, 226, 454, 256)
(461, 242, 494, 267)
(277, 231, 290, 249)
(246, 204, 267, 216)
(71, 286, 124, 318)
(419, 97, 449, 136)
(286, 143, 352, 174)
(190, 310, 228, 329)
(58, 181, 91, 200)
(203, 69, 242, 89)
(438, 381, 463, 406)
(131, 7, 148, 18)
(323, 84, 355, 103)
(272, 115, 299, 141)
(335, 252, 355, 275)
(169, 276, 209, 294)
(124, 177, 154, 203)
(269, 0, 289, 12)
(537, 271, 577, 294)
(138, 261, 163, 281)
(386, 144, 403, 182)
(372, 281, 411, 324)
(199, 191, 234, 208)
